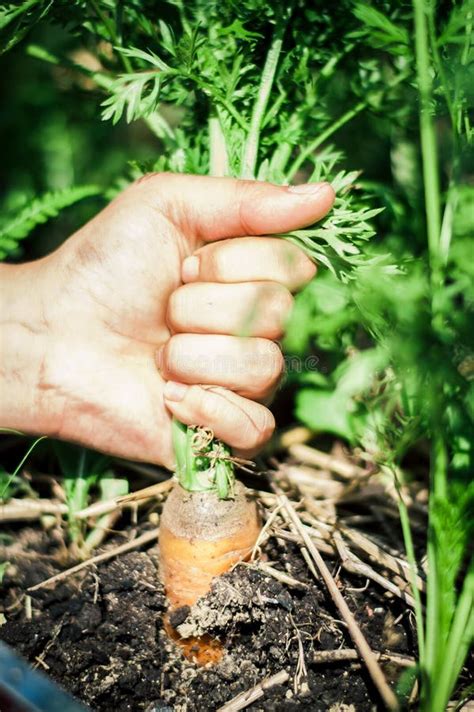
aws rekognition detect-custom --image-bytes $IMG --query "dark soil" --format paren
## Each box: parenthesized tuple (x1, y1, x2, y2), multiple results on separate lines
(1, 522, 415, 712)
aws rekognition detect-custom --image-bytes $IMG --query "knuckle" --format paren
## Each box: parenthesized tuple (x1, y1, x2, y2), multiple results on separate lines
(280, 244, 316, 289)
(249, 407, 275, 448)
(273, 285, 294, 316)
(253, 339, 285, 393)
(300, 254, 317, 283)
(271, 287, 294, 338)
(266, 339, 285, 376)
(255, 284, 294, 339)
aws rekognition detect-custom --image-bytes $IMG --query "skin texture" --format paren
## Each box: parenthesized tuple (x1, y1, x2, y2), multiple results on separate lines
(0, 173, 334, 468)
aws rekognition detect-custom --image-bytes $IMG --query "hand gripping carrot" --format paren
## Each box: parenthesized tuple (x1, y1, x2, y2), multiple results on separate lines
(156, 177, 334, 663)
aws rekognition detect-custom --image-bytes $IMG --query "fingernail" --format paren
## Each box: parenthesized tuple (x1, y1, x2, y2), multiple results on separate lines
(182, 255, 200, 281)
(287, 181, 328, 195)
(163, 380, 188, 402)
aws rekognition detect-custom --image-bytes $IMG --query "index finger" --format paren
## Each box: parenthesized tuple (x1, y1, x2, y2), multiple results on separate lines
(181, 237, 317, 292)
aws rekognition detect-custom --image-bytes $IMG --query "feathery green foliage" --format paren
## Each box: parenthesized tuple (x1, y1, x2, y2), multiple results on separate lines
(0, 0, 45, 53)
(0, 185, 101, 259)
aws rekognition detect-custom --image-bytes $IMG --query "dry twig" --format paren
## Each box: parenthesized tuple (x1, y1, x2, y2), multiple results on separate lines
(252, 562, 309, 591)
(27, 528, 159, 592)
(0, 480, 173, 523)
(78, 479, 173, 518)
(273, 526, 334, 556)
(312, 648, 415, 668)
(333, 531, 417, 607)
(250, 503, 282, 560)
(276, 491, 399, 711)
(301, 491, 425, 595)
(0, 498, 67, 521)
(217, 669, 290, 712)
(288, 444, 368, 480)
(340, 525, 425, 593)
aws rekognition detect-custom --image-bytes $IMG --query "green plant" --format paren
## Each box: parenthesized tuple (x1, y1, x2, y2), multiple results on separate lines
(0, 434, 46, 502)
(0, 185, 101, 259)
(53, 442, 128, 553)
(409, 2, 473, 708)
(0, 561, 9, 585)
(287, 3, 474, 708)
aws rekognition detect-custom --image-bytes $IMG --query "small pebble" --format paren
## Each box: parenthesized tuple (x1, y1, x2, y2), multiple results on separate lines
(299, 681, 311, 697)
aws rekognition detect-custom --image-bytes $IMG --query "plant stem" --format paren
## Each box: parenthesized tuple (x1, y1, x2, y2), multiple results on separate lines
(172, 418, 203, 493)
(423, 429, 448, 689)
(319, 43, 355, 79)
(413, 6, 449, 703)
(172, 418, 189, 489)
(145, 111, 176, 142)
(286, 101, 366, 182)
(0, 435, 46, 500)
(188, 73, 247, 131)
(88, 0, 133, 73)
(432, 562, 474, 711)
(27, 44, 114, 90)
(427, 7, 455, 129)
(287, 70, 410, 183)
(64, 448, 90, 542)
(393, 469, 426, 664)
(241, 27, 284, 179)
(423, 522, 438, 691)
(1, 0, 42, 29)
(171, 418, 234, 497)
(269, 141, 294, 180)
(209, 116, 229, 176)
(461, 5, 473, 67)
(439, 187, 457, 266)
(413, 0, 442, 289)
(431, 427, 448, 500)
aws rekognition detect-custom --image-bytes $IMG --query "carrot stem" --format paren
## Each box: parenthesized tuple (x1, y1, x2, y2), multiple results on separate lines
(171, 418, 235, 498)
(172, 418, 188, 487)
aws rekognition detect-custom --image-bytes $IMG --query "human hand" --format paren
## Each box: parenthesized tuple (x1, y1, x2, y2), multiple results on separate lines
(0, 174, 334, 468)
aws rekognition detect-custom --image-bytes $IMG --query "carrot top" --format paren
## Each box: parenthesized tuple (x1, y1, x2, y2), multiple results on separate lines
(172, 418, 235, 499)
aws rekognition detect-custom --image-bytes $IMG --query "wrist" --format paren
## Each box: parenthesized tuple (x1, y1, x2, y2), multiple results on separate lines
(0, 260, 60, 437)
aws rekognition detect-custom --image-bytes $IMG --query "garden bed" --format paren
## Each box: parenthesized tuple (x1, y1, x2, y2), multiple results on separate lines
(1, 445, 424, 711)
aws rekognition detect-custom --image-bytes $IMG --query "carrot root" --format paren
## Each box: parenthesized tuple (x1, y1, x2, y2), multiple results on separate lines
(159, 481, 260, 662)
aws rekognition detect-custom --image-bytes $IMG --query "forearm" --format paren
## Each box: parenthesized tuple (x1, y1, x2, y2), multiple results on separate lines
(0, 261, 59, 436)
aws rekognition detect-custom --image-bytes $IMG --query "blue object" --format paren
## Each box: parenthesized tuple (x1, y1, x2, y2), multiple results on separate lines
(0, 642, 90, 712)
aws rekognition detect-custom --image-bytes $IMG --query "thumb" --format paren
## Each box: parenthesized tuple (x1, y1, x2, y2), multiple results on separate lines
(134, 173, 335, 242)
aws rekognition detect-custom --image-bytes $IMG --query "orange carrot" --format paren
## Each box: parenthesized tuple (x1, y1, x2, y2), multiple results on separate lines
(158, 421, 261, 663)
(159, 480, 261, 609)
